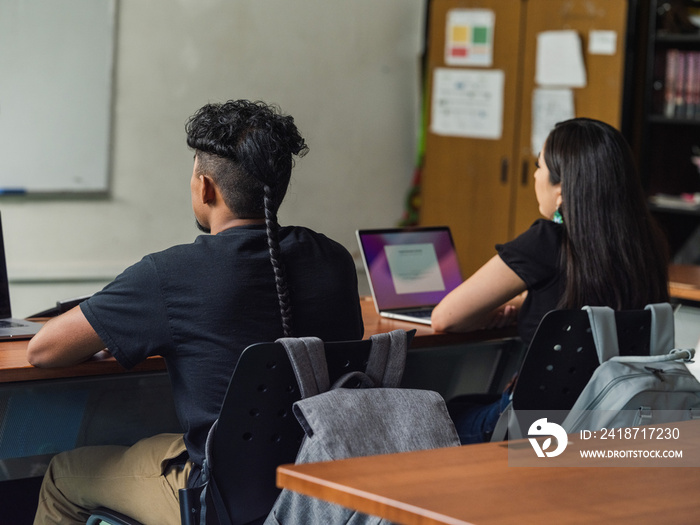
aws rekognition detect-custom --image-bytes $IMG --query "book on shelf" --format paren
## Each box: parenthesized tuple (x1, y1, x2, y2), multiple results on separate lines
(665, 48, 678, 118)
(663, 49, 700, 120)
(649, 193, 700, 211)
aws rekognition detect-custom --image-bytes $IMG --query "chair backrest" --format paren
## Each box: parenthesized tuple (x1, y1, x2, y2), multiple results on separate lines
(511, 309, 652, 415)
(206, 337, 379, 524)
(89, 338, 387, 525)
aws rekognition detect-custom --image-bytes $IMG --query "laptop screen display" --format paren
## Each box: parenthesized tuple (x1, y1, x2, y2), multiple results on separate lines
(0, 214, 13, 318)
(357, 227, 463, 310)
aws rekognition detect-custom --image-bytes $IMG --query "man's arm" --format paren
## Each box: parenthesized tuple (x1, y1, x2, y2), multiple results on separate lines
(26, 305, 106, 368)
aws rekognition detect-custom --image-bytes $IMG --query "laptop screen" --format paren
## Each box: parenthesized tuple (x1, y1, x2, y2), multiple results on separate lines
(0, 213, 13, 318)
(357, 227, 463, 311)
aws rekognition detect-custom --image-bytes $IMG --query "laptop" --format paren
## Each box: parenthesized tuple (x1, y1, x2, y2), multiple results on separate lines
(0, 214, 42, 340)
(356, 227, 463, 325)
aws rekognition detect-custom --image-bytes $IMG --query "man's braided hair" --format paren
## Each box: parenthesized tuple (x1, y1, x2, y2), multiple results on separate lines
(185, 100, 308, 336)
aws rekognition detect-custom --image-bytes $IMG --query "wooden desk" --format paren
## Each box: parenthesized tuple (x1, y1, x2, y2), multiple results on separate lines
(277, 421, 700, 525)
(0, 298, 516, 384)
(0, 298, 518, 483)
(669, 264, 700, 303)
(2, 262, 697, 383)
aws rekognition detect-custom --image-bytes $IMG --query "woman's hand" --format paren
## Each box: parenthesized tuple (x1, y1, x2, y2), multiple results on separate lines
(482, 304, 518, 329)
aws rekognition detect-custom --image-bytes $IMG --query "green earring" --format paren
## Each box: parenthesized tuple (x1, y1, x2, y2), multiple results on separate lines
(553, 208, 563, 224)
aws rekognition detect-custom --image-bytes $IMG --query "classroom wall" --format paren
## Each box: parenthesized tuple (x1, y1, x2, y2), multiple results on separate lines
(3, 0, 426, 317)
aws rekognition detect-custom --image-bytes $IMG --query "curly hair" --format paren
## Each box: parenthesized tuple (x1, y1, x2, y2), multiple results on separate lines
(185, 100, 309, 336)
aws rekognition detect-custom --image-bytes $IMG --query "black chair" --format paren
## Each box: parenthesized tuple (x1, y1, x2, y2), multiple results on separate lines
(446, 308, 656, 441)
(511, 308, 652, 414)
(500, 308, 655, 438)
(87, 331, 414, 525)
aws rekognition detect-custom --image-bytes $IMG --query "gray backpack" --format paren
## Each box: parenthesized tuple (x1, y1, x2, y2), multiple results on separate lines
(561, 305, 700, 432)
(493, 303, 700, 440)
(264, 329, 460, 525)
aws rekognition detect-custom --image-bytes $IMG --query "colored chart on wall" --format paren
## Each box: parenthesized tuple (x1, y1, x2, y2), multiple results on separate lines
(445, 8, 494, 67)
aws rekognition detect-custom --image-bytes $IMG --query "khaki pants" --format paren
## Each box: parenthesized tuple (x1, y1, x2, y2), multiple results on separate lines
(34, 433, 192, 525)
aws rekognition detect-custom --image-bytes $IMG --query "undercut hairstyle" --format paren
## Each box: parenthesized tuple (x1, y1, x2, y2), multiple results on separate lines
(543, 118, 669, 310)
(185, 100, 309, 336)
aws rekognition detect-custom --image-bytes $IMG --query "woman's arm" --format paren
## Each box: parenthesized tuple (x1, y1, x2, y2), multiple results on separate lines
(431, 255, 527, 333)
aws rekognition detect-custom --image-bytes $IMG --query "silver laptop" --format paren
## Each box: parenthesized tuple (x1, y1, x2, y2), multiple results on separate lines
(356, 227, 463, 325)
(0, 213, 42, 340)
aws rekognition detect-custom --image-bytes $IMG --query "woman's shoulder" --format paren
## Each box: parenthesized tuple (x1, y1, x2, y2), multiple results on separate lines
(502, 219, 563, 249)
(524, 218, 563, 236)
(496, 219, 563, 279)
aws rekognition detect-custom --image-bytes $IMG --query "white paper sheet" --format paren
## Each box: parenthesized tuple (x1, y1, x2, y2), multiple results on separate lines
(588, 30, 617, 55)
(531, 88, 575, 156)
(535, 30, 587, 87)
(430, 67, 504, 140)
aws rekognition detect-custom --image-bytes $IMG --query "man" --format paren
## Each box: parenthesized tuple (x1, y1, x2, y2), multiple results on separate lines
(27, 100, 364, 524)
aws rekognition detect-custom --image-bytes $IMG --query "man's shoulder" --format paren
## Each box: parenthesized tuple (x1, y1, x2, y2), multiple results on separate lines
(145, 226, 353, 270)
(281, 225, 347, 248)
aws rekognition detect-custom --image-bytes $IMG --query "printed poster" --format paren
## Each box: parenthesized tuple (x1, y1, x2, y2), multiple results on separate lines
(531, 88, 575, 156)
(431, 67, 505, 140)
(445, 9, 495, 67)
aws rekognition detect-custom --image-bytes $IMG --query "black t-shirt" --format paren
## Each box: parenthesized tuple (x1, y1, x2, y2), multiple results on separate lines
(496, 219, 564, 346)
(81, 225, 364, 466)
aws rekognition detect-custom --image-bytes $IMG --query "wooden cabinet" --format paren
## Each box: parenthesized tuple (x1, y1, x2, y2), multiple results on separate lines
(420, 0, 633, 276)
(638, 0, 700, 262)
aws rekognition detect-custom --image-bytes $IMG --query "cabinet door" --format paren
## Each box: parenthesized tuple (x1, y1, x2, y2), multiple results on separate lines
(420, 0, 524, 277)
(511, 0, 630, 237)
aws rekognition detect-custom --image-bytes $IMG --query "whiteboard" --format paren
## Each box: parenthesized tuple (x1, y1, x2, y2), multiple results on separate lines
(0, 0, 115, 194)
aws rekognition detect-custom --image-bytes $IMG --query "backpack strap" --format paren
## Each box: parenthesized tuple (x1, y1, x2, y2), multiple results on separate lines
(645, 303, 675, 355)
(610, 348, 694, 363)
(490, 400, 512, 442)
(278, 337, 330, 398)
(583, 306, 620, 364)
(195, 419, 234, 525)
(584, 303, 676, 364)
(280, 330, 409, 396)
(364, 330, 408, 388)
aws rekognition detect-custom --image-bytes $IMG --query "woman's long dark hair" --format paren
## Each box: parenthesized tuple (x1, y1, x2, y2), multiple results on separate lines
(544, 118, 669, 309)
(185, 100, 309, 336)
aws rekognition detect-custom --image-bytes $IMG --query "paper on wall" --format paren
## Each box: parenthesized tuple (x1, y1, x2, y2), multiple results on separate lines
(535, 30, 587, 87)
(445, 8, 495, 67)
(531, 88, 575, 156)
(430, 67, 505, 140)
(588, 30, 617, 56)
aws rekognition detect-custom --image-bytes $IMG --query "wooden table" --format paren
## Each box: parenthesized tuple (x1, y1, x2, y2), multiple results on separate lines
(277, 420, 700, 525)
(2, 262, 697, 383)
(0, 299, 518, 482)
(1, 265, 696, 482)
(0, 298, 516, 384)
(3, 259, 697, 383)
(669, 264, 700, 303)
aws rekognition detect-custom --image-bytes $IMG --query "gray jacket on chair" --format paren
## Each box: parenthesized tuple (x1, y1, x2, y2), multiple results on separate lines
(264, 329, 460, 525)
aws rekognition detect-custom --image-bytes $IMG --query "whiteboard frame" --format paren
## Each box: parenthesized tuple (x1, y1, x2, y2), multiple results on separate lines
(0, 0, 116, 195)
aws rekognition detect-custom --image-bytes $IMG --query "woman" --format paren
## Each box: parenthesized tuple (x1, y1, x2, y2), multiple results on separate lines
(432, 117, 669, 443)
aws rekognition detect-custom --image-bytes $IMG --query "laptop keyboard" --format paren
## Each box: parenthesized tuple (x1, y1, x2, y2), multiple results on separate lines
(400, 309, 433, 319)
(0, 319, 26, 328)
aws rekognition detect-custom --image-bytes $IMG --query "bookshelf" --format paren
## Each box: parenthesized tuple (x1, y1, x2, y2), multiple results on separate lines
(639, 0, 700, 262)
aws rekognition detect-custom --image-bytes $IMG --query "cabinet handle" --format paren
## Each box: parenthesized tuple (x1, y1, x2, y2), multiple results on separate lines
(500, 157, 508, 184)
(521, 160, 530, 186)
